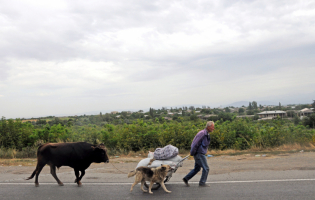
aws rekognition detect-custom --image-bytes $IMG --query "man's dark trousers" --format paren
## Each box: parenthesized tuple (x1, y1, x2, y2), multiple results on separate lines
(183, 153, 209, 185)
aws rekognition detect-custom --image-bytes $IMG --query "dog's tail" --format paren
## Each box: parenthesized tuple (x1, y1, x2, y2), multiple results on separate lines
(127, 170, 137, 178)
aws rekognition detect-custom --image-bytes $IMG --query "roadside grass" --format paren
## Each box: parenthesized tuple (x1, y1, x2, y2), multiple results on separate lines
(0, 158, 37, 166)
(207, 143, 315, 156)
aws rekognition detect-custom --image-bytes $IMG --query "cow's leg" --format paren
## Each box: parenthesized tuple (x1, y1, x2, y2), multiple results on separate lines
(74, 169, 79, 183)
(34, 163, 45, 187)
(78, 170, 85, 181)
(50, 165, 63, 186)
(74, 169, 81, 186)
(73, 170, 85, 186)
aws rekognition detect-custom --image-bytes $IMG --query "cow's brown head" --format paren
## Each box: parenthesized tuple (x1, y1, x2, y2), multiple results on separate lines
(92, 143, 109, 163)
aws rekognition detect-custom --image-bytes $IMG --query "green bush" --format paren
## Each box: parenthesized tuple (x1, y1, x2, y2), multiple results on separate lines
(1, 116, 315, 156)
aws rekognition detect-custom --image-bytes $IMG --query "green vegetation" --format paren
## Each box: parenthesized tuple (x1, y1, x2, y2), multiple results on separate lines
(1, 102, 315, 158)
(1, 115, 315, 158)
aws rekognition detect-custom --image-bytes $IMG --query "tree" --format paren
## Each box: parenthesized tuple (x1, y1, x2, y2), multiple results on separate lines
(302, 114, 315, 128)
(279, 102, 282, 109)
(190, 114, 198, 121)
(121, 112, 128, 118)
(252, 101, 258, 110)
(294, 115, 301, 125)
(238, 108, 245, 114)
(201, 109, 211, 114)
(253, 114, 259, 120)
(224, 107, 231, 113)
(36, 119, 47, 126)
(149, 107, 154, 118)
(248, 102, 252, 110)
(286, 110, 296, 118)
(218, 112, 234, 122)
(246, 110, 254, 115)
(159, 116, 165, 123)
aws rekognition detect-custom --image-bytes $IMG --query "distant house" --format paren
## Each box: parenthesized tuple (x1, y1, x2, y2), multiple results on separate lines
(111, 111, 119, 114)
(115, 115, 121, 118)
(233, 107, 240, 112)
(257, 111, 286, 118)
(299, 108, 314, 117)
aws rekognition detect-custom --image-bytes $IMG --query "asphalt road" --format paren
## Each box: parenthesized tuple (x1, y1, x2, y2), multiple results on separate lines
(1, 178, 315, 200)
(2, 152, 315, 199)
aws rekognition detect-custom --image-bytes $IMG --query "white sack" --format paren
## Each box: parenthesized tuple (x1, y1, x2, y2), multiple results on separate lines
(154, 144, 179, 160)
(136, 155, 183, 169)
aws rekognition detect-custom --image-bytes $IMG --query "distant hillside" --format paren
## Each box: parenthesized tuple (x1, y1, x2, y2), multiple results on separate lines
(225, 101, 278, 107)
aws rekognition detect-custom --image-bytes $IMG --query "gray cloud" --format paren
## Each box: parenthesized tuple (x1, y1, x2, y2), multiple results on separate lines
(1, 0, 315, 118)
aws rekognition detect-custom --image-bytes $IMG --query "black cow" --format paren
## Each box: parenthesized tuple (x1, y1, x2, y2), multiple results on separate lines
(26, 142, 109, 187)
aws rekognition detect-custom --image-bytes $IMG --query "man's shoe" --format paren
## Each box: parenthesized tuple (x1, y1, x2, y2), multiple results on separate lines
(199, 184, 210, 187)
(183, 178, 190, 187)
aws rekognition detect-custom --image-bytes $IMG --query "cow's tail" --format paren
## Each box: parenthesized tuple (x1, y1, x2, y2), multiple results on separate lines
(26, 144, 44, 180)
(26, 166, 38, 180)
(127, 170, 137, 178)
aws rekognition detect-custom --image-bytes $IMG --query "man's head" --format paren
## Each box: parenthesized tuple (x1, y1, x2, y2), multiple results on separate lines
(206, 121, 215, 132)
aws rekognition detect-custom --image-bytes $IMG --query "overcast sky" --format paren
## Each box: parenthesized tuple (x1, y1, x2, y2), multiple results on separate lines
(1, 0, 315, 118)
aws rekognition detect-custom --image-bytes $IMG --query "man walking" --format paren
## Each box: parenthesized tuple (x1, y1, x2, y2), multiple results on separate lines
(183, 121, 214, 187)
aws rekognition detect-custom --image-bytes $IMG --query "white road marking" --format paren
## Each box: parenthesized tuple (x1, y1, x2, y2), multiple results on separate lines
(1, 179, 315, 185)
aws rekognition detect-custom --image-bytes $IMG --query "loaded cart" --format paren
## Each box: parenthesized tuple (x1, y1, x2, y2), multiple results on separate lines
(143, 154, 190, 190)
(134, 145, 190, 190)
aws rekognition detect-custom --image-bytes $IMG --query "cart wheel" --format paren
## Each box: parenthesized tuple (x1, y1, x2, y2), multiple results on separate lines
(144, 182, 161, 190)
(143, 177, 169, 190)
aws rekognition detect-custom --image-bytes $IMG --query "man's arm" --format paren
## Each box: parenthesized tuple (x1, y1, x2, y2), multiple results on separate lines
(190, 130, 205, 156)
